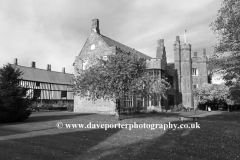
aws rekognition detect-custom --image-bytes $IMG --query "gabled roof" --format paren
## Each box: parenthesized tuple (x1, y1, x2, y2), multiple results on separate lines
(100, 34, 152, 59)
(11, 64, 73, 85)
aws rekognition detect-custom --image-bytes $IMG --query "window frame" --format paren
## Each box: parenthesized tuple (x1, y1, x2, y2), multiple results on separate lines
(90, 44, 95, 50)
(192, 68, 198, 76)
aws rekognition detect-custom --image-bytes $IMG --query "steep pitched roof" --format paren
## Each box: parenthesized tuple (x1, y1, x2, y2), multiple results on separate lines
(100, 35, 152, 59)
(11, 64, 73, 85)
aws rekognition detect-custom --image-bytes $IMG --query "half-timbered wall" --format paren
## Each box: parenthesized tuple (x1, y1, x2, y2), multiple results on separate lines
(20, 80, 73, 100)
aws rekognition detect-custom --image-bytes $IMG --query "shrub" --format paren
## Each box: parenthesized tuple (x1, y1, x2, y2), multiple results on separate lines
(0, 109, 31, 123)
(171, 105, 179, 112)
(67, 104, 74, 112)
(0, 64, 32, 123)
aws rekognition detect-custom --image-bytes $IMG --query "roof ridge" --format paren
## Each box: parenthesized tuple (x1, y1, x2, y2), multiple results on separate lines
(100, 34, 151, 59)
(11, 64, 73, 75)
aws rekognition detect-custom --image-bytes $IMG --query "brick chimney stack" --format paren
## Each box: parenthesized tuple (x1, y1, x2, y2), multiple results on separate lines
(47, 64, 51, 71)
(156, 39, 166, 59)
(14, 58, 18, 65)
(91, 19, 100, 34)
(62, 67, 65, 73)
(31, 61, 36, 68)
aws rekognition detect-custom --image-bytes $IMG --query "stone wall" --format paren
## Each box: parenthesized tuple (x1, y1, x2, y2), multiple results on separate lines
(74, 30, 116, 113)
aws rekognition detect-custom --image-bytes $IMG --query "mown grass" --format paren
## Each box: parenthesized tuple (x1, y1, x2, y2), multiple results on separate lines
(0, 111, 239, 160)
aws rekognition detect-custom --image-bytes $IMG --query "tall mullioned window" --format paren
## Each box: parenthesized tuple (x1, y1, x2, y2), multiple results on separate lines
(167, 75, 174, 88)
(148, 69, 161, 78)
(192, 68, 198, 76)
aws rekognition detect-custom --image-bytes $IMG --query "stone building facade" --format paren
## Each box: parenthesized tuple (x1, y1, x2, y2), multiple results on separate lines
(73, 19, 208, 113)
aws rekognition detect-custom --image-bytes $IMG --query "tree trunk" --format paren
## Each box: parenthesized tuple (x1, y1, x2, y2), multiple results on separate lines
(115, 99, 121, 120)
(206, 104, 208, 111)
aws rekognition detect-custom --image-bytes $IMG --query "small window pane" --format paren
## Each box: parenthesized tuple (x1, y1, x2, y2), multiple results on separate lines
(36, 82, 40, 87)
(91, 44, 95, 50)
(192, 68, 198, 76)
(61, 91, 67, 98)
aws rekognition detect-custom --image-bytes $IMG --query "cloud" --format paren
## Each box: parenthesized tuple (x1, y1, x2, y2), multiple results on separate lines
(0, 0, 223, 72)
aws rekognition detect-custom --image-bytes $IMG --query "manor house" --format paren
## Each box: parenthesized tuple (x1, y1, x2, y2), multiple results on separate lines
(73, 19, 208, 113)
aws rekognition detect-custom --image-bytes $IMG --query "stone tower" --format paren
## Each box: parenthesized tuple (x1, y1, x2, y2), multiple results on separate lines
(199, 49, 208, 85)
(181, 43, 194, 108)
(156, 39, 167, 69)
(174, 36, 181, 92)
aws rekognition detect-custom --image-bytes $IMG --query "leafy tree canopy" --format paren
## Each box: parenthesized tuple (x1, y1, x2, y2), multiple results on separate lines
(210, 0, 240, 78)
(74, 50, 170, 114)
(193, 83, 235, 105)
(210, 0, 240, 102)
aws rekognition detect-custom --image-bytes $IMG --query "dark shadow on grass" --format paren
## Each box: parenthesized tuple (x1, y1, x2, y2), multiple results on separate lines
(0, 127, 30, 137)
(202, 111, 240, 123)
(0, 112, 96, 126)
(92, 122, 240, 160)
(0, 128, 121, 160)
(1, 112, 240, 159)
(83, 112, 240, 160)
(27, 113, 95, 123)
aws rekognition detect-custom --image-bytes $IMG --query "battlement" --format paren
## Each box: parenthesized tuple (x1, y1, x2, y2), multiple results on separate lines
(181, 43, 191, 50)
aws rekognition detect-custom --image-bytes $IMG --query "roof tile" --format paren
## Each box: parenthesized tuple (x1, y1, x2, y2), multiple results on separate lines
(11, 64, 73, 85)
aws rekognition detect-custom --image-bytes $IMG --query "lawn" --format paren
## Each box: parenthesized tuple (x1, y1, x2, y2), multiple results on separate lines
(0, 111, 240, 160)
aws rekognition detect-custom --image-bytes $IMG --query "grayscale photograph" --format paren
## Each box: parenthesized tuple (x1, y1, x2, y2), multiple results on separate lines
(0, 0, 240, 159)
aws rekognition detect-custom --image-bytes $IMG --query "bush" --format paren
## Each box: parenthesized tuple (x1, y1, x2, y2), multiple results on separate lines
(0, 64, 32, 123)
(170, 104, 186, 112)
(171, 105, 179, 112)
(66, 104, 74, 112)
(0, 109, 31, 123)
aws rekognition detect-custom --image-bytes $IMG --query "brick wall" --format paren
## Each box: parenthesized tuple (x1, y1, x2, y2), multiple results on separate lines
(74, 31, 116, 113)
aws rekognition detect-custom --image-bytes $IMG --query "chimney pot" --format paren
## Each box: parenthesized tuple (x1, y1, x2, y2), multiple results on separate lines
(32, 61, 36, 68)
(14, 58, 18, 65)
(62, 67, 65, 73)
(47, 64, 51, 71)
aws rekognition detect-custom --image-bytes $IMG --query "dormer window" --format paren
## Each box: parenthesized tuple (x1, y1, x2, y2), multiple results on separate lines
(91, 44, 95, 50)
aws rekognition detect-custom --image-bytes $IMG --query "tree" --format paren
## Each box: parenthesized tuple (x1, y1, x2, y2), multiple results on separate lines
(210, 0, 240, 102)
(193, 83, 233, 111)
(74, 50, 170, 119)
(0, 64, 32, 122)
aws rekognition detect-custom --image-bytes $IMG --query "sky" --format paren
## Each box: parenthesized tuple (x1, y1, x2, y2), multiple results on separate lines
(0, 0, 223, 74)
